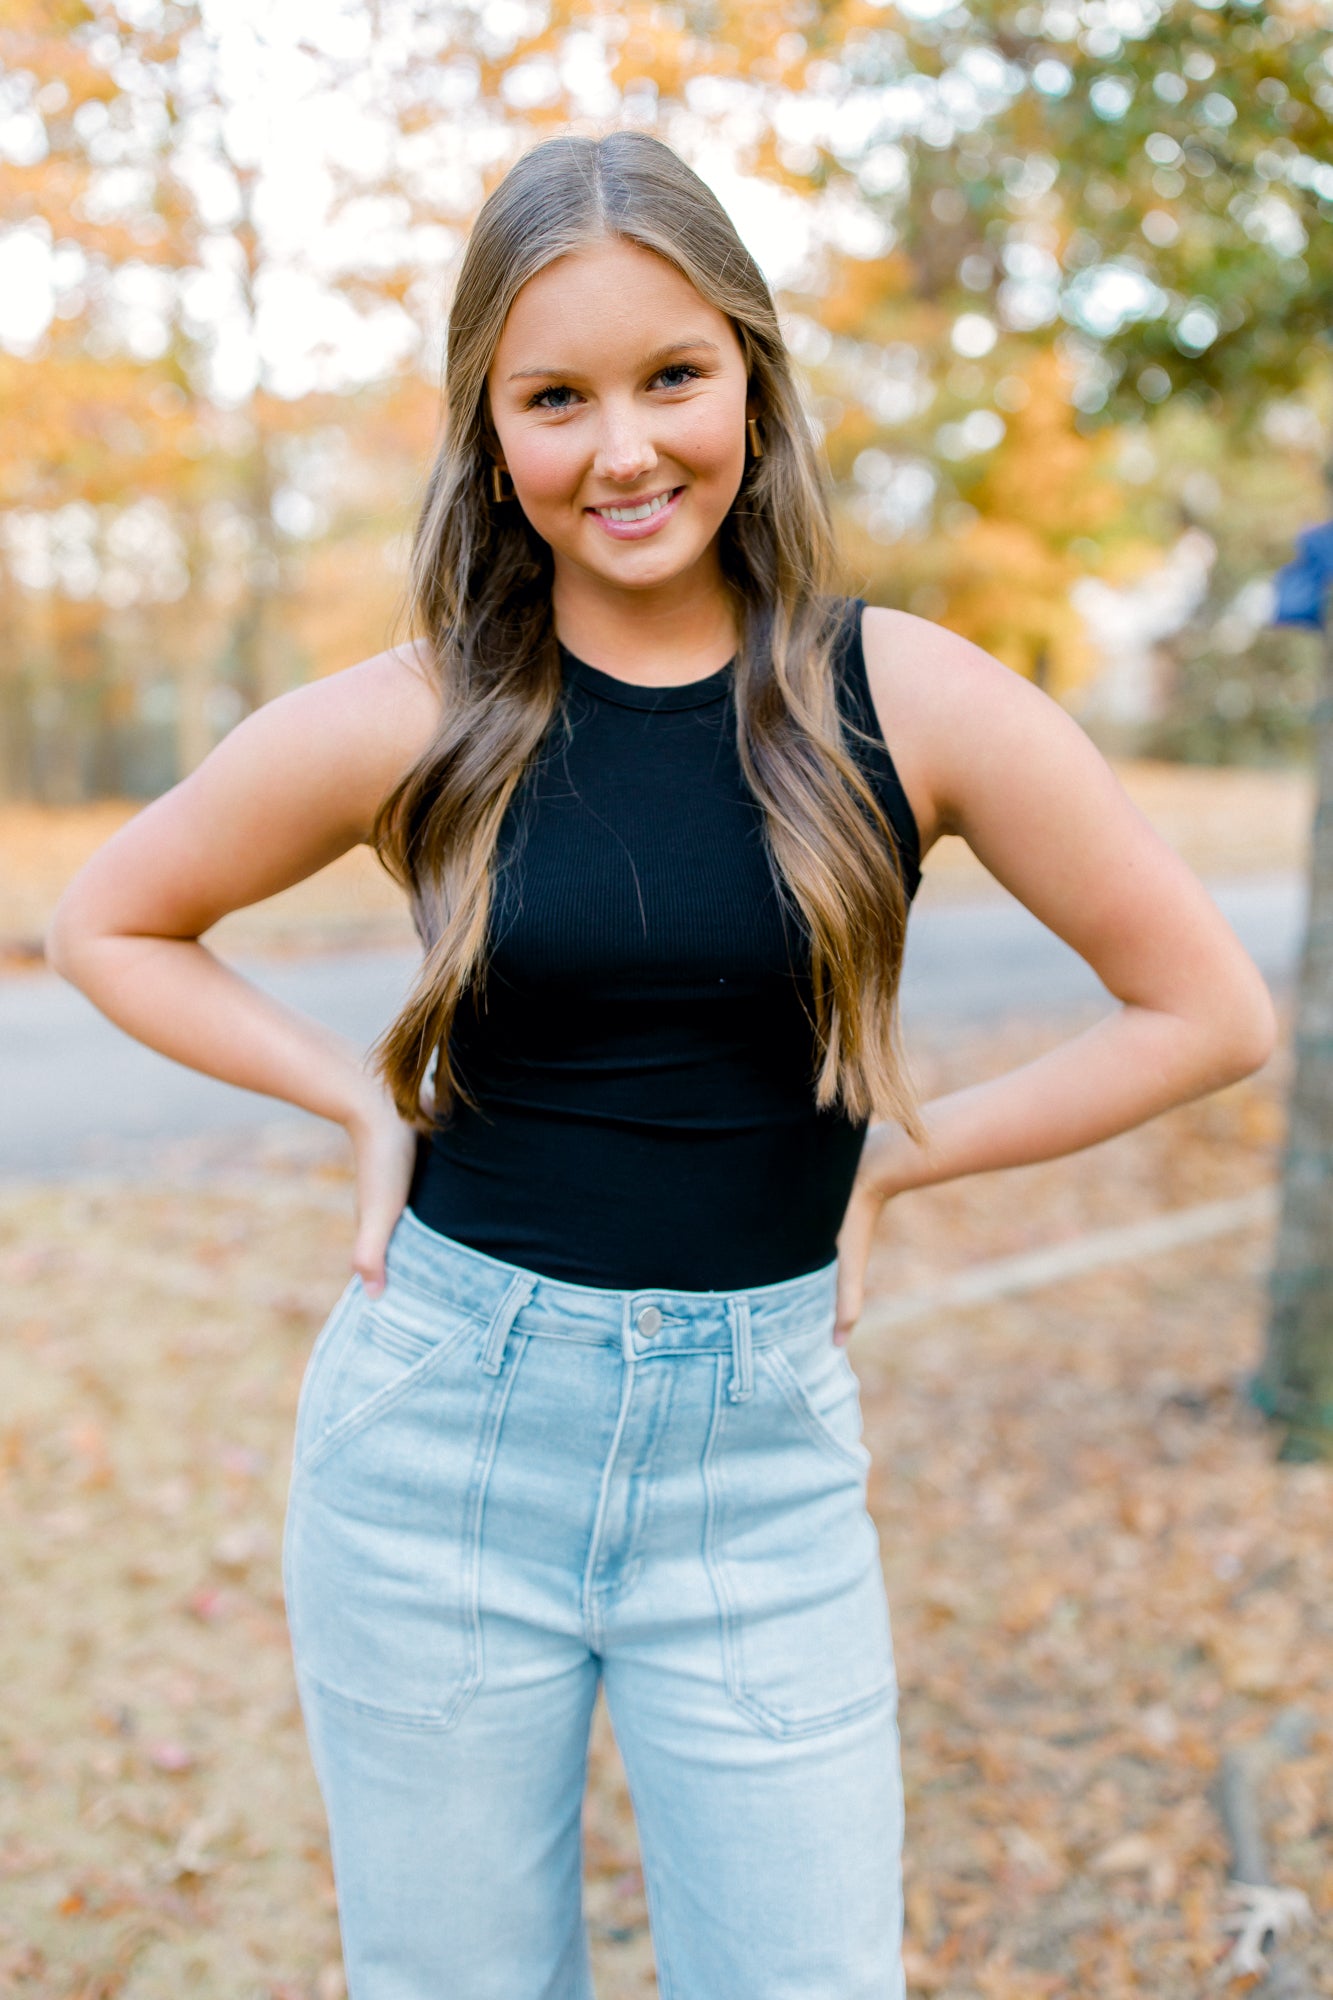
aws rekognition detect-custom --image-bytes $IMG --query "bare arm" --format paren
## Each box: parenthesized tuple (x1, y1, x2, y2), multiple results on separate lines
(46, 645, 439, 1290)
(834, 608, 1278, 1334)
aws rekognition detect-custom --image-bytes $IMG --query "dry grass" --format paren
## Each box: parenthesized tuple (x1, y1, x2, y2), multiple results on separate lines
(0, 1020, 1328, 1998)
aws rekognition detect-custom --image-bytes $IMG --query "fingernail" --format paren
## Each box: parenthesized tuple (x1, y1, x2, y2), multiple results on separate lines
(833, 1329, 849, 1346)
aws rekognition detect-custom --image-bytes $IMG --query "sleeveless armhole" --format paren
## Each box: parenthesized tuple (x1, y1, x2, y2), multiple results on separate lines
(833, 598, 922, 901)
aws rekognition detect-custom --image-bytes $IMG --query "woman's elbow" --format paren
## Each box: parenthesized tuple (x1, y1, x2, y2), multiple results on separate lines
(44, 904, 83, 986)
(1214, 971, 1279, 1084)
(45, 886, 104, 989)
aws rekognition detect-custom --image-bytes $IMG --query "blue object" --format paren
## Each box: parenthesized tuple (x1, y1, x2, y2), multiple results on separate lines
(1273, 519, 1333, 629)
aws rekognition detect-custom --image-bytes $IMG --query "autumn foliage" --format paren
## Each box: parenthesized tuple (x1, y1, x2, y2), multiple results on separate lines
(2, 0, 1330, 797)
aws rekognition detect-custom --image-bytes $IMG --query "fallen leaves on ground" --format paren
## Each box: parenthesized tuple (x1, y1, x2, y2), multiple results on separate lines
(0, 1017, 1328, 1997)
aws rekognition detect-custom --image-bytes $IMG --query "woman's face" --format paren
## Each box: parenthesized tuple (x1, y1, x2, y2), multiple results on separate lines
(486, 236, 750, 598)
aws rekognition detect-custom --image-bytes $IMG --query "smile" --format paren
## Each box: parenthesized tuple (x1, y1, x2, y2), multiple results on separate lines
(586, 487, 685, 539)
(592, 490, 677, 522)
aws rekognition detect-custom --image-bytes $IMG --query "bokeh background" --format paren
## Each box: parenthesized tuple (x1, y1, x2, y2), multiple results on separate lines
(2, 0, 1332, 799)
(2, 1, 1332, 1995)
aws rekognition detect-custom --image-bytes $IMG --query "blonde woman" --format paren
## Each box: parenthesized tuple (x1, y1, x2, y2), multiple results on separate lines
(49, 132, 1275, 1998)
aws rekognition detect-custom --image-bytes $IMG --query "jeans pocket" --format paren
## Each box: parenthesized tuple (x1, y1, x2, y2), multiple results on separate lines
(703, 1333, 895, 1740)
(289, 1277, 366, 1476)
(764, 1334, 871, 1472)
(283, 1276, 502, 1728)
(292, 1277, 480, 1480)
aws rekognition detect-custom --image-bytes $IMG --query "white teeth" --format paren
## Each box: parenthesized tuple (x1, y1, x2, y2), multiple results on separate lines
(597, 491, 674, 522)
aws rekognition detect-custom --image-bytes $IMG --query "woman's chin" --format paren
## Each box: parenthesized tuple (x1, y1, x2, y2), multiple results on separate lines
(568, 523, 723, 593)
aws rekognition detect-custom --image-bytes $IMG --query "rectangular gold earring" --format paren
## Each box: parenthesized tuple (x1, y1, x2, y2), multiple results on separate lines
(491, 464, 508, 503)
(747, 417, 763, 459)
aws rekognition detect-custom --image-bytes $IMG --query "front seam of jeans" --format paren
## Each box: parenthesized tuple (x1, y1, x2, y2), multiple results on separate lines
(580, 1303, 637, 1652)
(699, 1356, 741, 1700)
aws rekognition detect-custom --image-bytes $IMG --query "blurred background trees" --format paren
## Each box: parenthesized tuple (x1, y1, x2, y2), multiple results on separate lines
(1, 0, 1330, 802)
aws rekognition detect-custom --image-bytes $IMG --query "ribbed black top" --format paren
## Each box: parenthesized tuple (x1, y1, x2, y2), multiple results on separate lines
(408, 599, 920, 1291)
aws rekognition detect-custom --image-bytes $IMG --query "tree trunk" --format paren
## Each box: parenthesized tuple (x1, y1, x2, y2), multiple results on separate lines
(1256, 622, 1333, 1460)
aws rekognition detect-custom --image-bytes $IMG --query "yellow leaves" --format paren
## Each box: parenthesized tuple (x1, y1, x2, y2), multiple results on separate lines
(285, 533, 404, 684)
(613, 16, 709, 100)
(969, 350, 1122, 542)
(848, 346, 1143, 694)
(819, 251, 920, 338)
(919, 516, 1102, 694)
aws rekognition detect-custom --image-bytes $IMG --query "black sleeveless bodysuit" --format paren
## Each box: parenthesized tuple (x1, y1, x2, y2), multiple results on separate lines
(407, 599, 920, 1291)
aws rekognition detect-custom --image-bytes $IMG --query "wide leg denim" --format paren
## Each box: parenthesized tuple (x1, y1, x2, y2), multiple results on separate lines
(282, 1208, 905, 2000)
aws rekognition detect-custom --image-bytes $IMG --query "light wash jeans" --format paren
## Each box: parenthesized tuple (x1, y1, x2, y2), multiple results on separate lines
(282, 1207, 905, 2000)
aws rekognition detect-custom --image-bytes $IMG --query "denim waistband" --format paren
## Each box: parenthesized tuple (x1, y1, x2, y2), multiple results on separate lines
(387, 1207, 838, 1358)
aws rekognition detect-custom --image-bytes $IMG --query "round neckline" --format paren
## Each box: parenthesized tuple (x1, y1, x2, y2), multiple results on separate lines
(558, 643, 734, 712)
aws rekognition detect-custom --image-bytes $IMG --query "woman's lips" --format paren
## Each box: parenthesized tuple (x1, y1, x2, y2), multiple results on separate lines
(586, 486, 685, 540)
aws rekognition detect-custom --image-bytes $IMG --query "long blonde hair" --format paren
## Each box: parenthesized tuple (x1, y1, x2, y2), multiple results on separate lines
(373, 131, 918, 1135)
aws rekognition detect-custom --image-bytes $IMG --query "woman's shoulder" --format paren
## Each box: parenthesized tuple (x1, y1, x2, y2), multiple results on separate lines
(857, 603, 1014, 722)
(258, 637, 442, 835)
(856, 603, 1103, 854)
(340, 635, 441, 756)
(325, 635, 440, 729)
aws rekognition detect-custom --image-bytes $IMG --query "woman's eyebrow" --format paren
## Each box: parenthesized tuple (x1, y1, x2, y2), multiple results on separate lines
(505, 338, 721, 383)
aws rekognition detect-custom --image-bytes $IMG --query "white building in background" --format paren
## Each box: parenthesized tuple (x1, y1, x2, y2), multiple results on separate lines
(1069, 527, 1217, 742)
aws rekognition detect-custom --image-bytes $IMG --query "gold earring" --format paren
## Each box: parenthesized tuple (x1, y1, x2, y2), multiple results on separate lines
(490, 463, 512, 503)
(747, 417, 764, 459)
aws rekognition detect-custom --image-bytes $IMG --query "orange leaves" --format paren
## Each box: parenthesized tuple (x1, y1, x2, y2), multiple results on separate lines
(1205, 1593, 1305, 1698)
(864, 1008, 1332, 1995)
(819, 252, 919, 339)
(999, 1572, 1064, 1637)
(2, 850, 1331, 1989)
(975, 1952, 1064, 1999)
(839, 344, 1154, 696)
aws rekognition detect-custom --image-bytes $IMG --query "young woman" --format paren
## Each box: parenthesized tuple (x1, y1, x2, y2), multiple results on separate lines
(49, 132, 1274, 1999)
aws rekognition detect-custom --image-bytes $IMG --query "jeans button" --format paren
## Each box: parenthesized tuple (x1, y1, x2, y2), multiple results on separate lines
(636, 1305, 663, 1339)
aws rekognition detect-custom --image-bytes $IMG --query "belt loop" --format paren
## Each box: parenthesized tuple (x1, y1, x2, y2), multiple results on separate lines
(727, 1296, 754, 1404)
(479, 1271, 537, 1376)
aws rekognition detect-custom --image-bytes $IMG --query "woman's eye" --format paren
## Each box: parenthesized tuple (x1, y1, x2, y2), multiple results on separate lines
(529, 384, 579, 410)
(654, 363, 701, 390)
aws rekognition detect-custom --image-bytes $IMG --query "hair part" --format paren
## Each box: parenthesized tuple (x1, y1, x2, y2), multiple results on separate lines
(372, 130, 920, 1138)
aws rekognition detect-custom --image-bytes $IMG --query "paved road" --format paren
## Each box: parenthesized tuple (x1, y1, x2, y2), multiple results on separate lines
(0, 872, 1304, 1178)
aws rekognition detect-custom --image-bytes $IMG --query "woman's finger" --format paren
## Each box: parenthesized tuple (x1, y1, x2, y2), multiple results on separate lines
(833, 1276, 861, 1345)
(349, 1104, 418, 1298)
(352, 1214, 393, 1297)
(352, 1155, 414, 1295)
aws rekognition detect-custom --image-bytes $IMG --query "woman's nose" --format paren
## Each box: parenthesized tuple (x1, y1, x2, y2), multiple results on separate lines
(593, 407, 657, 484)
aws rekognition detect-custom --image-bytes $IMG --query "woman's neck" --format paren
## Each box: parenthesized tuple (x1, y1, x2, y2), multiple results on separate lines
(551, 561, 738, 688)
